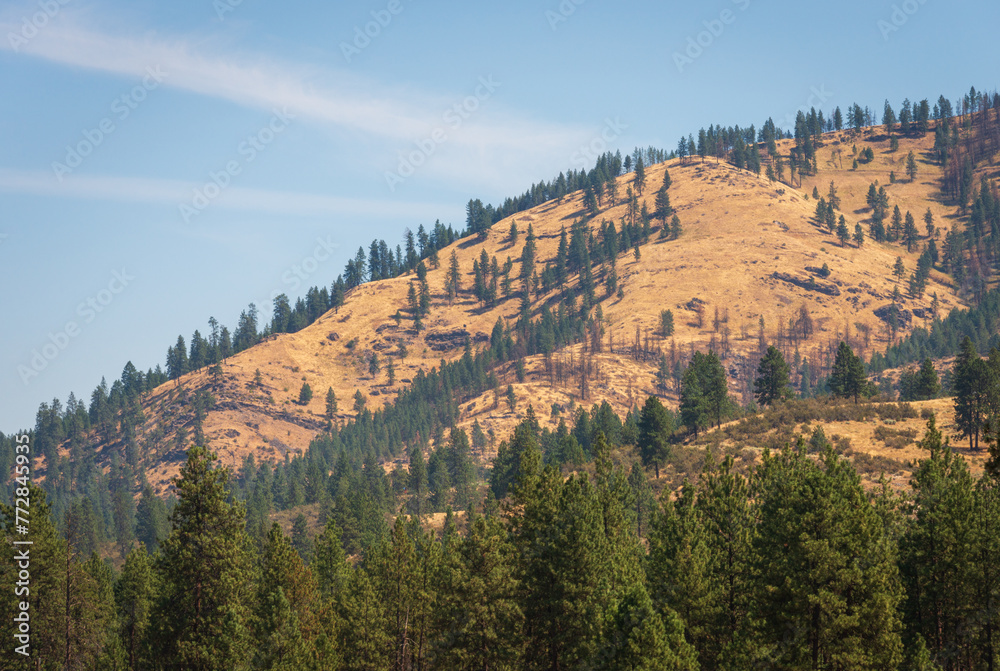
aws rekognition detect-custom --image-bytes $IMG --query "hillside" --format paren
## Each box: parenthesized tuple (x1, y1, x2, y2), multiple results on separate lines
(62, 123, 981, 494)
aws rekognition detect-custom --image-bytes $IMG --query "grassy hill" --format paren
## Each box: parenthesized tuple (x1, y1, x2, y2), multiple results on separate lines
(62, 121, 986, 495)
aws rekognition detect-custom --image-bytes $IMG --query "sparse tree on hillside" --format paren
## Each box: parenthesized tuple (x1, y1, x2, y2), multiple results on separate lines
(670, 215, 682, 240)
(659, 309, 675, 338)
(837, 216, 850, 246)
(634, 156, 647, 196)
(953, 337, 994, 450)
(830, 341, 867, 403)
(353, 390, 366, 413)
(854, 223, 865, 247)
(906, 151, 918, 182)
(298, 382, 313, 405)
(368, 352, 381, 379)
(325, 387, 337, 418)
(446, 251, 461, 304)
(893, 257, 906, 283)
(754, 345, 792, 407)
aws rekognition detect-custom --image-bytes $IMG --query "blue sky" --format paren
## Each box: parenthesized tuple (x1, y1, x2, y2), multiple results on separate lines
(1, 0, 996, 431)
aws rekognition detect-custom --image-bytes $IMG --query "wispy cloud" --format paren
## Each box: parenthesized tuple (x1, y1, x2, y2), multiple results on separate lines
(0, 168, 455, 219)
(0, 15, 589, 162)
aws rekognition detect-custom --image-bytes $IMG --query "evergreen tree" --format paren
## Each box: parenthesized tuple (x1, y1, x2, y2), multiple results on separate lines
(325, 387, 338, 419)
(901, 416, 978, 664)
(407, 445, 428, 517)
(135, 486, 169, 553)
(151, 447, 254, 671)
(681, 351, 729, 435)
(830, 341, 867, 403)
(253, 523, 319, 670)
(312, 517, 350, 602)
(433, 509, 524, 668)
(752, 443, 904, 668)
(754, 345, 792, 406)
(298, 382, 313, 405)
(634, 156, 647, 196)
(659, 309, 675, 337)
(953, 336, 994, 450)
(837, 216, 850, 246)
(118, 545, 154, 671)
(637, 395, 672, 479)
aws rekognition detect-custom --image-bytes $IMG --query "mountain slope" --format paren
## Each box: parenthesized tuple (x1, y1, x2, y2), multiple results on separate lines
(76, 125, 976, 493)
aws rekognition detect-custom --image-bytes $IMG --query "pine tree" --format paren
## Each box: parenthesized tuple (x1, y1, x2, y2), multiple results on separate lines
(254, 523, 319, 670)
(659, 309, 675, 337)
(634, 156, 646, 195)
(854, 222, 865, 247)
(446, 250, 461, 303)
(830, 341, 867, 403)
(754, 345, 791, 406)
(837, 216, 850, 246)
(151, 447, 254, 671)
(681, 351, 729, 435)
(298, 382, 313, 405)
(637, 395, 672, 479)
(655, 179, 672, 226)
(1, 483, 67, 667)
(604, 582, 699, 670)
(647, 481, 718, 664)
(670, 214, 683, 240)
(433, 509, 524, 668)
(325, 387, 337, 419)
(135, 486, 169, 553)
(118, 545, 154, 671)
(893, 256, 906, 282)
(901, 416, 978, 663)
(752, 444, 904, 668)
(907, 150, 919, 181)
(407, 445, 428, 516)
(953, 336, 995, 450)
(312, 517, 350, 602)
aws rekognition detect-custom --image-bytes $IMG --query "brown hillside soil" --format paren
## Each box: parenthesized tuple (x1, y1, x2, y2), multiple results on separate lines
(75, 125, 978, 494)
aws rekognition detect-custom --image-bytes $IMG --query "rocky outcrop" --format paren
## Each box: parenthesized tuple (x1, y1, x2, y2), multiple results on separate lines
(771, 272, 841, 296)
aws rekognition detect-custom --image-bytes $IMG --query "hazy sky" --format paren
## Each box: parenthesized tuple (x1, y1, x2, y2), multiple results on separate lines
(1, 0, 996, 431)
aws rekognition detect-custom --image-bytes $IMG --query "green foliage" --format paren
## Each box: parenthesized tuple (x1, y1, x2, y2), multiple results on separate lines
(830, 341, 868, 403)
(638, 396, 672, 479)
(680, 350, 731, 437)
(151, 447, 254, 670)
(754, 345, 792, 407)
(298, 381, 313, 405)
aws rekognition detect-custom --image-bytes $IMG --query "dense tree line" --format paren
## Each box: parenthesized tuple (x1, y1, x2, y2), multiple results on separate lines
(11, 395, 1000, 668)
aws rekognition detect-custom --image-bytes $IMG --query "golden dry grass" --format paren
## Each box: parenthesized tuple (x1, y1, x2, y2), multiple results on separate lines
(109, 125, 980, 494)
